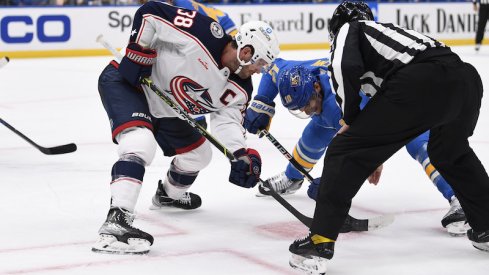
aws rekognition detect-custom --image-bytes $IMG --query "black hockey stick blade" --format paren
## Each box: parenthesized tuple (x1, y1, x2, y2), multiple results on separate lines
(37, 143, 77, 155)
(262, 180, 394, 232)
(0, 118, 77, 155)
(340, 213, 395, 232)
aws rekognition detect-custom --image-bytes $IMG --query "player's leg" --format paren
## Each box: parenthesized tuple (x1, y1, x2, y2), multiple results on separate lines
(427, 62, 489, 251)
(477, 5, 489, 51)
(258, 120, 335, 197)
(290, 97, 413, 273)
(405, 132, 468, 236)
(151, 117, 211, 210)
(93, 64, 157, 254)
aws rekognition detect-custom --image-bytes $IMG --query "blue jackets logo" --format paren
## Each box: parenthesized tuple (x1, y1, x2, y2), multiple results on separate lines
(1, 15, 71, 43)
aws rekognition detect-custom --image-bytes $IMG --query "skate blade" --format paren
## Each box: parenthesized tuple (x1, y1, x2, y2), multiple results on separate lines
(255, 189, 297, 197)
(149, 197, 173, 210)
(149, 204, 181, 211)
(367, 214, 395, 231)
(92, 234, 151, 255)
(149, 202, 199, 211)
(446, 221, 470, 237)
(289, 253, 327, 275)
(472, 242, 489, 252)
(149, 204, 165, 210)
(255, 191, 271, 197)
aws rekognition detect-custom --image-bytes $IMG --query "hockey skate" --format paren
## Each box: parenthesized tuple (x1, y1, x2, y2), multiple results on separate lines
(92, 207, 154, 255)
(441, 196, 469, 236)
(468, 229, 489, 252)
(151, 180, 202, 210)
(257, 171, 303, 197)
(289, 233, 334, 275)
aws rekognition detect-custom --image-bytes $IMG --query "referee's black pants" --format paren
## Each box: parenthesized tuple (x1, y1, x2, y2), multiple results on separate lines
(312, 56, 489, 242)
(476, 4, 489, 45)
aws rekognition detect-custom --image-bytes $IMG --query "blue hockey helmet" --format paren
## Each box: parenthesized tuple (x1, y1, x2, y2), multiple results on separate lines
(278, 65, 316, 111)
(329, 1, 374, 41)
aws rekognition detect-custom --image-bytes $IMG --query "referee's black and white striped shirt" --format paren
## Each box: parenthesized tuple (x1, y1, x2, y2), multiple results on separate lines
(329, 20, 451, 125)
(473, 0, 489, 5)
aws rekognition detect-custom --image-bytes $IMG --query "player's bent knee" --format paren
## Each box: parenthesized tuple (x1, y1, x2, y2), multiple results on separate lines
(116, 126, 157, 166)
(173, 140, 212, 171)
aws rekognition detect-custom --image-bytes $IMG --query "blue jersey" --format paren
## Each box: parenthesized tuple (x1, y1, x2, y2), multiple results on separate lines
(171, 0, 237, 36)
(258, 58, 455, 204)
(258, 58, 343, 131)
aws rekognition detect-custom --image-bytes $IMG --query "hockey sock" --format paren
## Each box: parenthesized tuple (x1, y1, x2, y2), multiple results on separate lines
(110, 160, 145, 212)
(415, 145, 454, 201)
(163, 161, 198, 200)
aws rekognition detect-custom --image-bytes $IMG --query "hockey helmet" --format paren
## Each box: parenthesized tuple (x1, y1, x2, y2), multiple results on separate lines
(235, 21, 280, 70)
(328, 1, 374, 41)
(278, 65, 316, 115)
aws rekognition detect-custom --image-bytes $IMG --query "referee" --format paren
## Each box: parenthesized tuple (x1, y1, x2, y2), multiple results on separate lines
(474, 0, 489, 51)
(288, 1, 489, 273)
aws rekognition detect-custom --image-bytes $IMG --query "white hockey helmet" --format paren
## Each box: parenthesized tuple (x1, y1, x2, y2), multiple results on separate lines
(234, 21, 280, 73)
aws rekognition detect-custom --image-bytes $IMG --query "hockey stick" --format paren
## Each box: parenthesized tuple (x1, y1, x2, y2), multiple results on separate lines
(0, 56, 10, 69)
(260, 129, 394, 232)
(95, 35, 314, 227)
(96, 35, 122, 60)
(0, 58, 76, 155)
(0, 118, 77, 155)
(260, 129, 315, 182)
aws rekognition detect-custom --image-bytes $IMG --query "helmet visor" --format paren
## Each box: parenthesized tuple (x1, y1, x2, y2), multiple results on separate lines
(289, 109, 312, 119)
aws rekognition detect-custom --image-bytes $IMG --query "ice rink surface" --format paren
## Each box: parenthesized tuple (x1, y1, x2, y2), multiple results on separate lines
(1, 46, 488, 274)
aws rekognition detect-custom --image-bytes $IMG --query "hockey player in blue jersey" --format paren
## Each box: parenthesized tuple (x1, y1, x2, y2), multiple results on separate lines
(93, 0, 280, 255)
(244, 59, 467, 236)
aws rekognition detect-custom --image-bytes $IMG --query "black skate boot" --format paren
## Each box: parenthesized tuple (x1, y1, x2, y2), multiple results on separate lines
(468, 229, 489, 252)
(289, 233, 334, 275)
(441, 196, 469, 236)
(92, 207, 154, 255)
(257, 171, 303, 197)
(151, 180, 202, 210)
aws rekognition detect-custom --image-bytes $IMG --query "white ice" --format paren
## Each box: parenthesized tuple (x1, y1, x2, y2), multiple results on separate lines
(0, 46, 488, 275)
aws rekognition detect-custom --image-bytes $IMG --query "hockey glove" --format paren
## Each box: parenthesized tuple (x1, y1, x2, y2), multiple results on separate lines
(307, 177, 321, 200)
(118, 43, 157, 87)
(229, 148, 262, 188)
(243, 95, 275, 135)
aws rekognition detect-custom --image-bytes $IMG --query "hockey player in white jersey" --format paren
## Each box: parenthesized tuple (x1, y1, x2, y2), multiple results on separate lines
(92, 1, 280, 254)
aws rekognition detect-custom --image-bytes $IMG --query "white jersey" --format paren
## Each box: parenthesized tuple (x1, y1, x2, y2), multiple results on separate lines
(126, 1, 252, 152)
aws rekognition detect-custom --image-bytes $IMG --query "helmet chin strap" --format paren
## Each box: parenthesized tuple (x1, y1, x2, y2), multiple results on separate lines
(234, 65, 243, 74)
(234, 50, 252, 75)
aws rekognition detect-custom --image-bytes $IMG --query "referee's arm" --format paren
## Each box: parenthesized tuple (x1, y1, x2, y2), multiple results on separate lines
(330, 22, 364, 125)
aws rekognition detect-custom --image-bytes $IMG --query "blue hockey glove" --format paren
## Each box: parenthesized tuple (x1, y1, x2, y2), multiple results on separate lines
(118, 43, 157, 86)
(243, 95, 275, 135)
(307, 177, 321, 200)
(229, 148, 262, 188)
